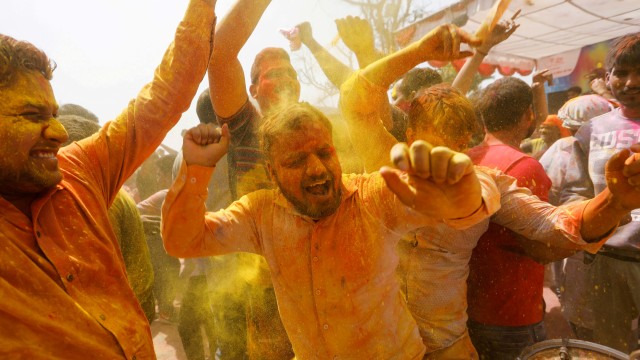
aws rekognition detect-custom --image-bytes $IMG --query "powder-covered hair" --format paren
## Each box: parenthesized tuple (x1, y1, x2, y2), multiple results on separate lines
(398, 67, 443, 99)
(408, 83, 481, 147)
(0, 34, 55, 88)
(605, 32, 640, 71)
(259, 102, 332, 159)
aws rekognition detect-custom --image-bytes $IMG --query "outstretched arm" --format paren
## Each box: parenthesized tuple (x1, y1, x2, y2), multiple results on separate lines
(209, 0, 271, 118)
(297, 21, 353, 88)
(362, 24, 478, 89)
(581, 144, 640, 240)
(452, 17, 518, 94)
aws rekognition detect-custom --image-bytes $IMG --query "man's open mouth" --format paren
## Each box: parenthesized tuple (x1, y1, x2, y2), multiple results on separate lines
(305, 179, 331, 195)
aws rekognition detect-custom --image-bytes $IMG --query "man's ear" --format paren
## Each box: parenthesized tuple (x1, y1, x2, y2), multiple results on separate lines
(525, 106, 535, 123)
(265, 160, 276, 181)
(605, 71, 612, 89)
(249, 83, 258, 99)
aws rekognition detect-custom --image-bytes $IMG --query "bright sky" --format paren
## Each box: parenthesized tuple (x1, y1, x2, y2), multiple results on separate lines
(1, 0, 454, 151)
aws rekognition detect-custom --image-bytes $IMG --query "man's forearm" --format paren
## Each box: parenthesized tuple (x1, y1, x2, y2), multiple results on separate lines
(214, 0, 271, 56)
(532, 84, 549, 126)
(361, 41, 425, 88)
(452, 51, 485, 94)
(303, 38, 353, 88)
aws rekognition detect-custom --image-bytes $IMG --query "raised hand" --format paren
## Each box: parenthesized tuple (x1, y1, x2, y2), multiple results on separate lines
(380, 140, 482, 219)
(296, 21, 314, 45)
(335, 16, 376, 58)
(182, 123, 230, 167)
(416, 24, 481, 61)
(476, 11, 519, 55)
(532, 69, 554, 88)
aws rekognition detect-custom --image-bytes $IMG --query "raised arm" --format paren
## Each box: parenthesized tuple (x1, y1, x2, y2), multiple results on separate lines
(209, 0, 271, 118)
(340, 24, 478, 171)
(71, 0, 217, 204)
(162, 123, 259, 257)
(531, 69, 553, 127)
(452, 18, 518, 94)
(297, 21, 354, 88)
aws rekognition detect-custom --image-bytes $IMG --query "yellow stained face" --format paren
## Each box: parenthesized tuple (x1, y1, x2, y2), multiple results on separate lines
(267, 120, 342, 219)
(0, 70, 68, 196)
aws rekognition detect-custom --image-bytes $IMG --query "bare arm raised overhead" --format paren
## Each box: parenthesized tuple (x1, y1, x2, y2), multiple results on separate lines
(452, 16, 518, 94)
(209, 0, 272, 118)
(340, 24, 479, 171)
(297, 21, 354, 88)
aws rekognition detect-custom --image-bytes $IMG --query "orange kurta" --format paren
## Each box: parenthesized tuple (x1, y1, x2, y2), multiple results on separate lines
(0, 1, 214, 358)
(162, 163, 501, 359)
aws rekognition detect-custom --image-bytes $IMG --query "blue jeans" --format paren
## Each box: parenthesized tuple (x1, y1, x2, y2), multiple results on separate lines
(468, 320, 546, 360)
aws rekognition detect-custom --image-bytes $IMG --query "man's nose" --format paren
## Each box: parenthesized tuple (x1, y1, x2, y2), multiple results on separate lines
(43, 118, 69, 145)
(305, 155, 325, 176)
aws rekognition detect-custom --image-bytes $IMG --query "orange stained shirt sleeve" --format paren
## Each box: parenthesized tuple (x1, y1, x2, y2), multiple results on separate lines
(0, 1, 215, 359)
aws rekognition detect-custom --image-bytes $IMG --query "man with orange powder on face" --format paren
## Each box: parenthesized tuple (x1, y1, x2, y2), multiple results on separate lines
(162, 24, 504, 359)
(0, 0, 217, 357)
(162, 100, 501, 359)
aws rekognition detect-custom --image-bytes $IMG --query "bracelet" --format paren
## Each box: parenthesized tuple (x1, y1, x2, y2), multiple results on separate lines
(476, 48, 488, 56)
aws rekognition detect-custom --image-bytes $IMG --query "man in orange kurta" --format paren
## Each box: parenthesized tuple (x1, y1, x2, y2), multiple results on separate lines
(163, 102, 502, 359)
(0, 0, 216, 358)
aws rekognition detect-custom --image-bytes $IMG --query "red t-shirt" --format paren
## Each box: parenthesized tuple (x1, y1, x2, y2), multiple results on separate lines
(466, 143, 552, 326)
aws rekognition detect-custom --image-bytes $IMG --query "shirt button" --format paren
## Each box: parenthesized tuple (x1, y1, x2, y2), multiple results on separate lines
(313, 256, 319, 262)
(66, 273, 74, 282)
(190, 177, 197, 184)
(36, 231, 41, 238)
(315, 289, 321, 295)
(99, 314, 106, 321)
(132, 356, 137, 360)
(323, 324, 329, 330)
(411, 239, 419, 247)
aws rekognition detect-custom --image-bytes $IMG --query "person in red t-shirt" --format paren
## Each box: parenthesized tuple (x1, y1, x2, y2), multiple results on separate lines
(466, 76, 552, 359)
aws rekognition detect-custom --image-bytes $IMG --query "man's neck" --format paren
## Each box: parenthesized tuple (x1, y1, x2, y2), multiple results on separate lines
(621, 105, 640, 119)
(483, 131, 523, 150)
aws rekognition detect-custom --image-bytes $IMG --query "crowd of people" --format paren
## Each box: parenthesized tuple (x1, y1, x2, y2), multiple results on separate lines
(2, 0, 640, 359)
